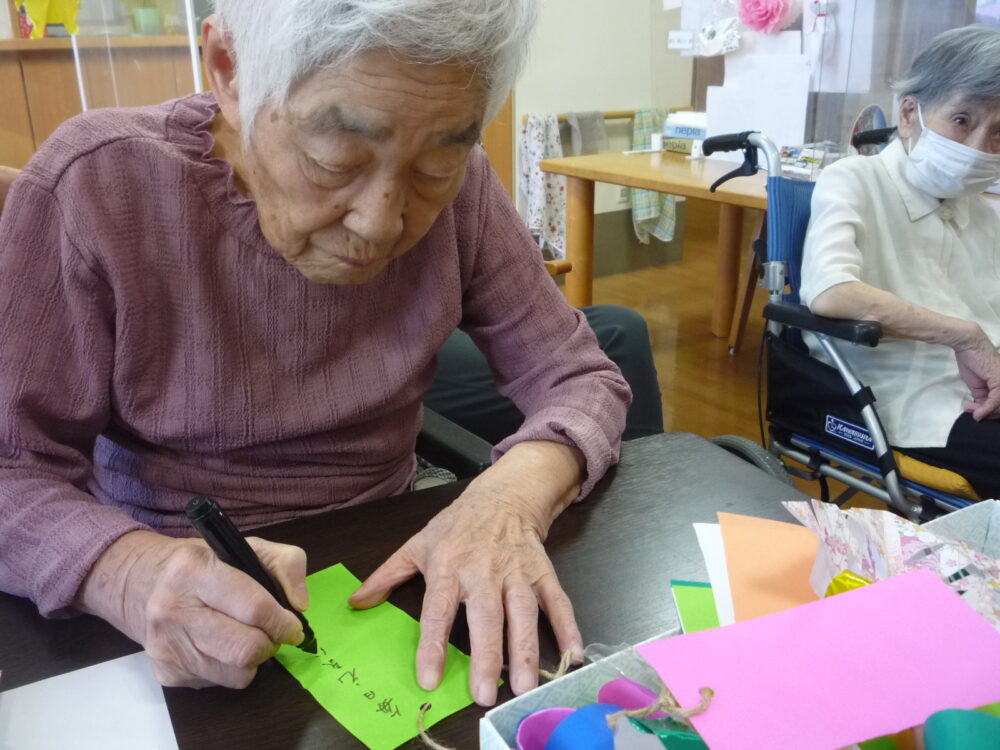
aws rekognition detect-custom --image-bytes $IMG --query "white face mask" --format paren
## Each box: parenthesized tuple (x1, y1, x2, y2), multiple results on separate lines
(903, 103, 1000, 199)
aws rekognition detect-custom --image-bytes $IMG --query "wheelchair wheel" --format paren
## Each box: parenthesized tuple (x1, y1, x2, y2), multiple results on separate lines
(710, 435, 794, 486)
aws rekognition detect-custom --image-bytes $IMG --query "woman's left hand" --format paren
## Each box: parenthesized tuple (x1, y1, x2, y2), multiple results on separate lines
(348, 441, 585, 706)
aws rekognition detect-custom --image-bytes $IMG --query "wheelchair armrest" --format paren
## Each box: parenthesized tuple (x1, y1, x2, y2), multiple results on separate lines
(764, 302, 883, 347)
(416, 407, 493, 479)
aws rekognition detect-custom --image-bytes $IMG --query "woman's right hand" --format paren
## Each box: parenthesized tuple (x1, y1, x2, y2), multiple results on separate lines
(75, 529, 309, 688)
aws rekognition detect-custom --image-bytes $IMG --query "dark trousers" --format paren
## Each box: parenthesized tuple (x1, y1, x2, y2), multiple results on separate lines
(424, 305, 663, 445)
(900, 413, 1000, 499)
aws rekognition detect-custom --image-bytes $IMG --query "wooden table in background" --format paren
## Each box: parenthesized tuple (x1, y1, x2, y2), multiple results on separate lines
(0, 432, 805, 749)
(541, 152, 768, 338)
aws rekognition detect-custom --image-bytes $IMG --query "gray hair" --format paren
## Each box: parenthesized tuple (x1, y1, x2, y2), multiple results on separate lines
(211, 0, 540, 141)
(893, 24, 1000, 108)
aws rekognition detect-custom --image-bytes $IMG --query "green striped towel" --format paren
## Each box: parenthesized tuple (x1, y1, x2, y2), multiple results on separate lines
(631, 108, 676, 244)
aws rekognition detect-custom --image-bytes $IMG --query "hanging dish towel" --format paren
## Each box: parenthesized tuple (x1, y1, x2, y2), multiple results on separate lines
(518, 114, 566, 259)
(630, 108, 676, 244)
(564, 111, 609, 156)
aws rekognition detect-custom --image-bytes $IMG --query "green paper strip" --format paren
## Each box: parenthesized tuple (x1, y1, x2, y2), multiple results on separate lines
(858, 737, 899, 750)
(670, 580, 720, 633)
(630, 717, 709, 749)
(275, 564, 474, 750)
(978, 701, 1000, 719)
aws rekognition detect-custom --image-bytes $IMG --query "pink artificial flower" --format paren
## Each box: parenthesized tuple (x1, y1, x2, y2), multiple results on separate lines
(738, 0, 801, 34)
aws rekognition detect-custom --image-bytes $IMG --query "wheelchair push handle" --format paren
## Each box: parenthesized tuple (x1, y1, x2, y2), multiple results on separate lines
(702, 131, 757, 157)
(702, 131, 782, 191)
(851, 126, 897, 149)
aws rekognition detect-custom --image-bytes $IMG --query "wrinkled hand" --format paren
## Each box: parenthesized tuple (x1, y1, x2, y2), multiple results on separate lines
(954, 333, 1000, 420)
(349, 475, 583, 706)
(77, 530, 308, 688)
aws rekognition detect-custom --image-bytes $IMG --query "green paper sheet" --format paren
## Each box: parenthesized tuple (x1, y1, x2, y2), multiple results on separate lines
(275, 564, 474, 750)
(670, 580, 720, 633)
(858, 738, 899, 750)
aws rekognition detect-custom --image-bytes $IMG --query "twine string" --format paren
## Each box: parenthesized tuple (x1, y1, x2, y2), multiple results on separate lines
(417, 703, 455, 750)
(418, 651, 712, 746)
(418, 651, 578, 749)
(538, 649, 574, 681)
(606, 685, 715, 731)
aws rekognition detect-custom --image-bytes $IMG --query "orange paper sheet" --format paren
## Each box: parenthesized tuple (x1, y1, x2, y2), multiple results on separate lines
(718, 511, 819, 621)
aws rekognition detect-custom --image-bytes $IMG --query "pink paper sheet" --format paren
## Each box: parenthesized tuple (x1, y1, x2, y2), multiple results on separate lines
(636, 570, 1000, 750)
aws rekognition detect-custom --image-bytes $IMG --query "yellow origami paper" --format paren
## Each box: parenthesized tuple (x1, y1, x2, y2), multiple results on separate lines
(21, 0, 80, 39)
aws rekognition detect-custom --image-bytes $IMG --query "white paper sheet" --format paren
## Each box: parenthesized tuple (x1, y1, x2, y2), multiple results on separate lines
(693, 523, 736, 626)
(729, 29, 801, 61)
(703, 26, 810, 164)
(0, 652, 178, 750)
(679, 0, 709, 31)
(706, 54, 811, 163)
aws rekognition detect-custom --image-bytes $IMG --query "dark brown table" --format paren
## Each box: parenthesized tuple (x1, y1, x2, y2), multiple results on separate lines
(0, 432, 807, 748)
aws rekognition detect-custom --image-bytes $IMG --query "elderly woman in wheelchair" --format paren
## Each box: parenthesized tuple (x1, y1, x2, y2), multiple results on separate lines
(799, 25, 1000, 504)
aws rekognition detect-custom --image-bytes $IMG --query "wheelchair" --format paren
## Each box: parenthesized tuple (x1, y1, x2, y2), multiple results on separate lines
(701, 131, 979, 521)
(415, 405, 492, 485)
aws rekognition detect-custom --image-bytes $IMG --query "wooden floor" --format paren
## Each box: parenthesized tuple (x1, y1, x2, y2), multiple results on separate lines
(591, 200, 875, 506)
(593, 200, 767, 440)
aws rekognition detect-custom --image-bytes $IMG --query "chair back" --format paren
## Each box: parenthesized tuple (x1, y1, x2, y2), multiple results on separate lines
(765, 175, 815, 304)
(765, 125, 895, 302)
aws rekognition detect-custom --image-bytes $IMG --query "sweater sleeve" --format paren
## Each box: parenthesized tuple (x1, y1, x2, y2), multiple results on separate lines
(799, 161, 869, 308)
(0, 176, 148, 617)
(457, 152, 631, 498)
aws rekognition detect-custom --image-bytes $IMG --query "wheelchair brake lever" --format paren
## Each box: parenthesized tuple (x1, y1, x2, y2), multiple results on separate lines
(709, 145, 760, 192)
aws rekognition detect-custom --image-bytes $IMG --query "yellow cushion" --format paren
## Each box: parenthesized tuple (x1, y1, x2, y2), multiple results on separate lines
(893, 451, 980, 501)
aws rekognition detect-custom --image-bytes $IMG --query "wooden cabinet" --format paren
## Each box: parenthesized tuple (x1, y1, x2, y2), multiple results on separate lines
(0, 49, 34, 167)
(0, 33, 513, 195)
(0, 35, 200, 168)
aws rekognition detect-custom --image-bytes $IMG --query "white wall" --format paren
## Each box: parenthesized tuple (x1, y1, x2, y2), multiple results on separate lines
(514, 0, 654, 214)
(652, 7, 694, 112)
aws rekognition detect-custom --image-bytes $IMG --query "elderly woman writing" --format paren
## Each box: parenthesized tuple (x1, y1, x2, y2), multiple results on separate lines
(800, 25, 1000, 499)
(0, 0, 638, 705)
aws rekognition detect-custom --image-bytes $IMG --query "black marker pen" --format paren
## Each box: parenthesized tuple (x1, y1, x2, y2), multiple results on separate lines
(185, 495, 317, 654)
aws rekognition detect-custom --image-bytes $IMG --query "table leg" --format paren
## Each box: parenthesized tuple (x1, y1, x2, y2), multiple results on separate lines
(712, 203, 743, 338)
(727, 247, 760, 355)
(564, 176, 595, 308)
(727, 211, 766, 355)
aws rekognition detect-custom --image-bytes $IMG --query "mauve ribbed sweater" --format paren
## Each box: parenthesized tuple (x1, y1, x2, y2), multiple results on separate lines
(0, 93, 629, 617)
